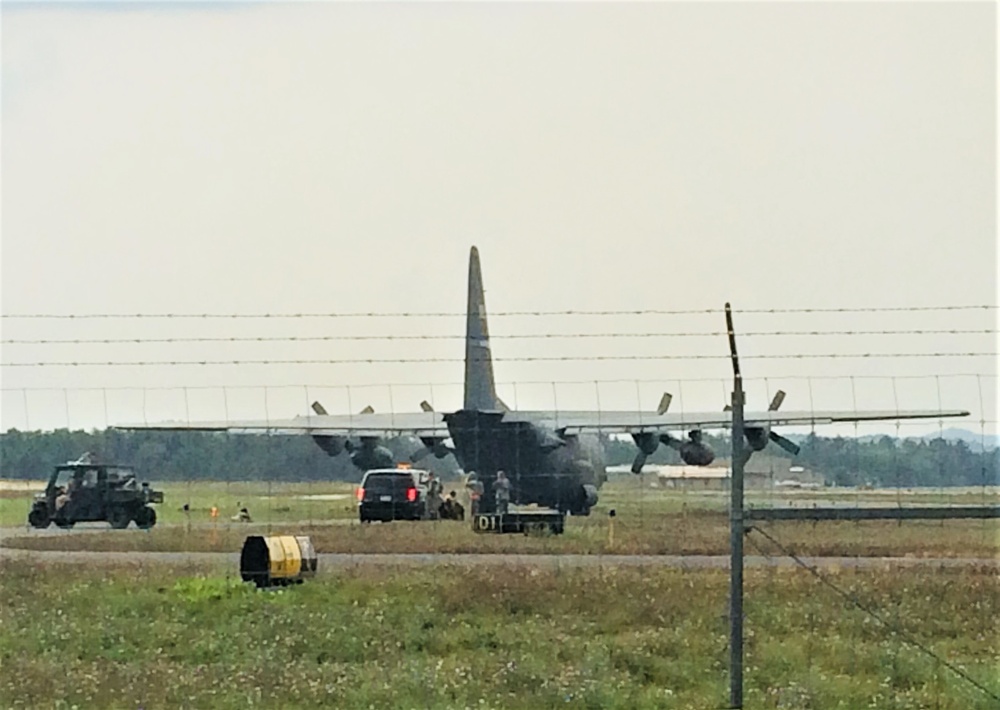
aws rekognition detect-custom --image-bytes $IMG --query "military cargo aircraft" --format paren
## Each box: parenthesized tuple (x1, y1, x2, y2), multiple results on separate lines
(118, 247, 968, 515)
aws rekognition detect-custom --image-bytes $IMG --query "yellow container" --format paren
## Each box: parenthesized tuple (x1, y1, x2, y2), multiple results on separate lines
(240, 535, 317, 588)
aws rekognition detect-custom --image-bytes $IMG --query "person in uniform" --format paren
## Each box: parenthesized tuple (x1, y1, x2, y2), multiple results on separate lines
(440, 491, 465, 521)
(426, 473, 444, 520)
(232, 501, 252, 523)
(54, 485, 71, 514)
(448, 491, 465, 521)
(494, 470, 511, 515)
(465, 473, 484, 516)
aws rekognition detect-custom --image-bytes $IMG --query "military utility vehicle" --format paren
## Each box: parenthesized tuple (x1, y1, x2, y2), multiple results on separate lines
(27, 454, 164, 530)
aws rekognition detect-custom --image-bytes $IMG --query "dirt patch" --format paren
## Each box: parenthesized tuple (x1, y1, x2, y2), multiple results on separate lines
(0, 481, 45, 497)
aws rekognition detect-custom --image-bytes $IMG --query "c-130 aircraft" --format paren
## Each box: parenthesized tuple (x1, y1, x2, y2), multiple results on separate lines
(121, 247, 967, 515)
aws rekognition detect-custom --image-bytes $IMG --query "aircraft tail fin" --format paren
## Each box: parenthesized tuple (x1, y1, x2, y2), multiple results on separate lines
(464, 246, 501, 410)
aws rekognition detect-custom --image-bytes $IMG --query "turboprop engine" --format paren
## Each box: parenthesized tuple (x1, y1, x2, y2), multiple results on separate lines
(345, 438, 395, 471)
(307, 401, 394, 471)
(735, 391, 801, 456)
(677, 430, 716, 466)
(630, 430, 715, 473)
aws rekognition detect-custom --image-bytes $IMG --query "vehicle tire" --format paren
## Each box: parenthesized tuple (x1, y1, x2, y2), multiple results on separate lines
(54, 519, 75, 529)
(28, 508, 50, 529)
(135, 506, 157, 530)
(108, 508, 132, 529)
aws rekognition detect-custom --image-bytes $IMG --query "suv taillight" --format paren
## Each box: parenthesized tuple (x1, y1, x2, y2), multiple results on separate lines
(406, 487, 417, 502)
(356, 487, 365, 502)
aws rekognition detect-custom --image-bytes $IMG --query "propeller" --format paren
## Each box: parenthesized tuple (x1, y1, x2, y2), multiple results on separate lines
(743, 390, 801, 455)
(308, 401, 400, 469)
(410, 436, 455, 462)
(308, 401, 343, 456)
(631, 393, 673, 472)
(410, 401, 456, 462)
(657, 392, 673, 416)
(630, 393, 719, 471)
(630, 432, 661, 474)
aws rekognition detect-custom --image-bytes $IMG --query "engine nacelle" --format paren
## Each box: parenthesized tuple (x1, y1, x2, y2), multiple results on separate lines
(349, 445, 395, 471)
(679, 440, 715, 466)
(311, 435, 345, 457)
(430, 439, 452, 459)
(745, 427, 770, 452)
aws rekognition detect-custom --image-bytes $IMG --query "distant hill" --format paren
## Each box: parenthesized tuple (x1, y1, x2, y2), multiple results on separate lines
(784, 428, 999, 452)
(917, 428, 999, 452)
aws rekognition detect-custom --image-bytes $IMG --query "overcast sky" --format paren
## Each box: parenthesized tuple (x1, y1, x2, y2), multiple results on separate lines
(1, 1, 996, 434)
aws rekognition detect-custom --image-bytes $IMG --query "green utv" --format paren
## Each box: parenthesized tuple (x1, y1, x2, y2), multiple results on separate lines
(28, 453, 164, 530)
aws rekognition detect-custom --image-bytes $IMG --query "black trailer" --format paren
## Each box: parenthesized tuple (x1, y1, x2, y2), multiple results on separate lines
(471, 509, 565, 535)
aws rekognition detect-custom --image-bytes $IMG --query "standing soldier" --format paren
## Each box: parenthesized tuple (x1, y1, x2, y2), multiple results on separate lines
(426, 473, 444, 520)
(466, 473, 484, 516)
(494, 470, 511, 515)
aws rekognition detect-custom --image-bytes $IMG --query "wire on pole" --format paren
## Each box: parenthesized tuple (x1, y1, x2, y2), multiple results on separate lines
(746, 525, 1000, 703)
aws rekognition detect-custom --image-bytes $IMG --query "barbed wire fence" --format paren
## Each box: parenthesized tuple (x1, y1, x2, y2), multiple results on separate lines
(1, 305, 997, 706)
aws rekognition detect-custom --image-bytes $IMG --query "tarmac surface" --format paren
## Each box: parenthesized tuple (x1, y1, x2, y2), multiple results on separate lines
(1, 545, 996, 571)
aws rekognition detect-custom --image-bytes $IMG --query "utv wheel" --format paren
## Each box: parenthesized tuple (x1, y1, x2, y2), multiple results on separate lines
(108, 509, 132, 529)
(135, 507, 156, 530)
(28, 508, 50, 529)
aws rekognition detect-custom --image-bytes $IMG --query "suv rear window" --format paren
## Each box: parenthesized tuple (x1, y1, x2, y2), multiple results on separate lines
(363, 473, 415, 495)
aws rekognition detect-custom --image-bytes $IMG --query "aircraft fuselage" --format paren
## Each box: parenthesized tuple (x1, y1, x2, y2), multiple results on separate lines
(444, 410, 604, 514)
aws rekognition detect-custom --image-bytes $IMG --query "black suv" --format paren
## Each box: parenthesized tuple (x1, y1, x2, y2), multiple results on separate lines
(357, 468, 429, 522)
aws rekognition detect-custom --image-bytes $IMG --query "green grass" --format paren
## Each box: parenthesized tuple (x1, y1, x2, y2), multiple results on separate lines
(0, 480, 361, 528)
(5, 514, 997, 559)
(1, 562, 996, 709)
(4, 479, 997, 558)
(4, 478, 996, 529)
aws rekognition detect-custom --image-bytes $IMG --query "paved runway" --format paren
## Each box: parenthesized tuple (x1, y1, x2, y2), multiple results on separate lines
(1, 546, 996, 570)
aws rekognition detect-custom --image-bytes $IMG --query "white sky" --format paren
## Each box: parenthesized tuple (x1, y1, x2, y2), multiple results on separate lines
(1, 1, 997, 434)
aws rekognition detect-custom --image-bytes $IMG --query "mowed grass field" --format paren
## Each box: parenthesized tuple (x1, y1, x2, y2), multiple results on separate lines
(0, 480, 360, 528)
(1, 562, 997, 709)
(3, 478, 998, 558)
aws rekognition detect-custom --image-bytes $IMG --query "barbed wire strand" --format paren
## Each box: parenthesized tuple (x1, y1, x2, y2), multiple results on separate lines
(3, 352, 998, 367)
(3, 329, 997, 345)
(746, 525, 1000, 703)
(3, 372, 998, 392)
(3, 305, 996, 319)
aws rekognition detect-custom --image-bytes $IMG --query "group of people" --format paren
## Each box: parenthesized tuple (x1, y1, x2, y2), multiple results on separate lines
(464, 469, 511, 515)
(425, 474, 466, 521)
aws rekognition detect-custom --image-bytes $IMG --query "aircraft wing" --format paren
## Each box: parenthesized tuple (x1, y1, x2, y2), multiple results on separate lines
(115, 411, 448, 438)
(505, 409, 970, 434)
(118, 407, 969, 437)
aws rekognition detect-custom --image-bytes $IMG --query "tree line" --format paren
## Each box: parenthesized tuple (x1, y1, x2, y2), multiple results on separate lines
(603, 432, 997, 488)
(0, 428, 996, 488)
